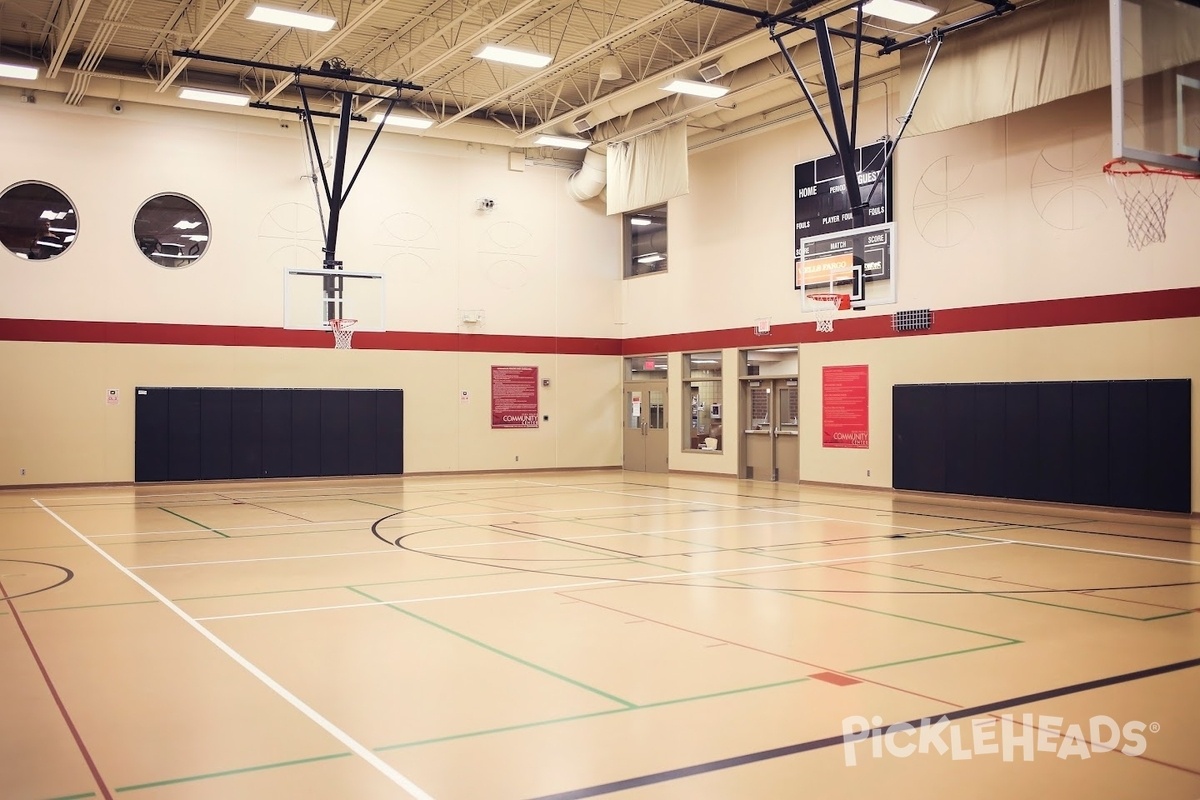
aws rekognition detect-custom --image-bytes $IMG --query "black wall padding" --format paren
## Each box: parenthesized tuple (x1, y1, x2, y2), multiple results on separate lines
(200, 389, 233, 481)
(893, 380, 1191, 513)
(1035, 383, 1073, 502)
(230, 390, 263, 479)
(291, 390, 322, 478)
(168, 388, 202, 482)
(892, 384, 947, 493)
(262, 390, 293, 479)
(1108, 381, 1149, 511)
(1003, 383, 1039, 501)
(135, 387, 404, 482)
(1071, 383, 1109, 507)
(943, 385, 977, 496)
(320, 390, 350, 477)
(376, 390, 405, 475)
(1147, 381, 1191, 513)
(134, 388, 170, 482)
(974, 384, 1006, 499)
(347, 391, 379, 476)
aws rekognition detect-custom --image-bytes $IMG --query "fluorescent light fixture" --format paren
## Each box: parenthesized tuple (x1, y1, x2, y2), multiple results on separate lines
(474, 44, 552, 68)
(173, 220, 202, 230)
(0, 62, 39, 80)
(534, 134, 590, 149)
(36, 239, 64, 249)
(178, 87, 251, 106)
(63, 235, 76, 243)
(152, 251, 201, 259)
(40, 210, 68, 221)
(861, 0, 938, 23)
(371, 112, 434, 129)
(693, 359, 719, 364)
(757, 347, 798, 353)
(662, 78, 728, 98)
(183, 234, 209, 242)
(630, 217, 652, 226)
(637, 253, 664, 264)
(47, 227, 76, 234)
(247, 5, 336, 31)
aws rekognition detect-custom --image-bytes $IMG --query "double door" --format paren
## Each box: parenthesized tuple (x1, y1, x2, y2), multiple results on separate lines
(742, 379, 799, 482)
(623, 381, 668, 472)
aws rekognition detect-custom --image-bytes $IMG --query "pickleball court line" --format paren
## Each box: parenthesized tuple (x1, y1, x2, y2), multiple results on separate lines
(32, 499, 436, 800)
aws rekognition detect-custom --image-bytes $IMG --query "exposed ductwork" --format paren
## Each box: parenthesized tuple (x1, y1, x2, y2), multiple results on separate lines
(566, 146, 608, 201)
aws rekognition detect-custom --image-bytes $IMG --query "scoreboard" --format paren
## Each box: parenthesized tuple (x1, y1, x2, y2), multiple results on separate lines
(793, 140, 892, 290)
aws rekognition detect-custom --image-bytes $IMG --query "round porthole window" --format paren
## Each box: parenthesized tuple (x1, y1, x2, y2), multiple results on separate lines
(133, 193, 210, 268)
(0, 181, 79, 261)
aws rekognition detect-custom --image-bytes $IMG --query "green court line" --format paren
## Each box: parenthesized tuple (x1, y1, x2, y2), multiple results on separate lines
(375, 676, 813, 751)
(23, 599, 160, 614)
(157, 507, 230, 538)
(113, 751, 351, 793)
(348, 586, 637, 709)
(1141, 611, 1194, 621)
(40, 792, 95, 800)
(24, 569, 517, 615)
(848, 640, 1022, 673)
(716, 550, 1019, 643)
(824, 564, 1188, 622)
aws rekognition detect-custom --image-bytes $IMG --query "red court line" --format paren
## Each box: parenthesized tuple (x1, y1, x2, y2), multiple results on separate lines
(0, 579, 113, 800)
(558, 591, 964, 708)
(993, 714, 1200, 778)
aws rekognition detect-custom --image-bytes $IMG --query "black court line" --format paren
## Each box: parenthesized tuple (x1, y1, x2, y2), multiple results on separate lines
(527, 657, 1200, 800)
(616, 480, 1198, 547)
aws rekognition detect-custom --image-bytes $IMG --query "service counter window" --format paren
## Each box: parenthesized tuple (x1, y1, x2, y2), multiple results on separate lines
(684, 351, 722, 452)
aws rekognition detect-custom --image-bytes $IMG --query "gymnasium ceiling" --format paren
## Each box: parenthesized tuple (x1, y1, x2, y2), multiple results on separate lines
(0, 0, 1019, 152)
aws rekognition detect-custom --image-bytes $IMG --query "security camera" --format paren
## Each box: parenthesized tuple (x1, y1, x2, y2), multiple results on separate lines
(476, 197, 495, 211)
(112, 102, 124, 114)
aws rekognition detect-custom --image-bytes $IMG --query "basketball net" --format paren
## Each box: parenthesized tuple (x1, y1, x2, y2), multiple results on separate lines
(330, 318, 357, 349)
(808, 293, 846, 333)
(1103, 159, 1199, 250)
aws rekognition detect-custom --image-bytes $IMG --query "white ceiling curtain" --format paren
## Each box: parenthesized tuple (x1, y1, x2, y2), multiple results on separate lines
(606, 122, 690, 216)
(897, 0, 1112, 136)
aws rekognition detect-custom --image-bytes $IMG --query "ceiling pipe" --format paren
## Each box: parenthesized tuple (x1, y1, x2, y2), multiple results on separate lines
(566, 147, 607, 201)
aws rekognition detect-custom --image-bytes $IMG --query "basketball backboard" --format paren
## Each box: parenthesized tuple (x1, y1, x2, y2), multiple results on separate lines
(797, 222, 897, 312)
(283, 268, 386, 331)
(1110, 0, 1200, 172)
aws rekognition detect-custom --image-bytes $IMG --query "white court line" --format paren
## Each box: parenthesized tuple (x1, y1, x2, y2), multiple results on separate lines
(422, 518, 830, 551)
(131, 547, 401, 570)
(953, 532, 1200, 566)
(194, 541, 1007, 621)
(86, 517, 387, 539)
(87, 502, 717, 543)
(515, 479, 944, 535)
(32, 499, 435, 800)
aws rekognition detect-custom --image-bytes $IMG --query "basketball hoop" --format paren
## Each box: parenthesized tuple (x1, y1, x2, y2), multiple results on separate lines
(808, 293, 849, 333)
(1103, 158, 1199, 250)
(329, 318, 357, 349)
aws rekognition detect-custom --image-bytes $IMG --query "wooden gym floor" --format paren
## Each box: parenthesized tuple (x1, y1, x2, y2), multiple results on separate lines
(1, 470, 1198, 799)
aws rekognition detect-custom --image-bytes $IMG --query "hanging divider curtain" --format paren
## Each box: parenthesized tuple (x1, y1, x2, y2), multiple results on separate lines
(606, 122, 690, 215)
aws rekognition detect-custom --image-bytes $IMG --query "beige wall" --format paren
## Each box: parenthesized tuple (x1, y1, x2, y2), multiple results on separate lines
(2, 84, 1198, 510)
(0, 341, 622, 484)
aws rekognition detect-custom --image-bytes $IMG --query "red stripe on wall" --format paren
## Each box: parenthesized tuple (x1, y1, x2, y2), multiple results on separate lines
(0, 319, 623, 356)
(1, 288, 1197, 355)
(621, 287, 1200, 354)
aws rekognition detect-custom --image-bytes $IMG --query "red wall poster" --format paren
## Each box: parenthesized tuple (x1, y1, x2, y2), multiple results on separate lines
(491, 366, 539, 429)
(822, 365, 869, 448)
